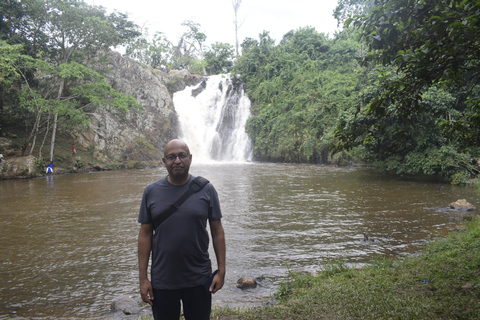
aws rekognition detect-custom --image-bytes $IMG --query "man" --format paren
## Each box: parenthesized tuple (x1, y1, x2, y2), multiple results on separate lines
(138, 139, 226, 320)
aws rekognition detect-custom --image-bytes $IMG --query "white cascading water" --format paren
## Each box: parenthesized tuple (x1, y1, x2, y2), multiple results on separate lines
(173, 74, 253, 162)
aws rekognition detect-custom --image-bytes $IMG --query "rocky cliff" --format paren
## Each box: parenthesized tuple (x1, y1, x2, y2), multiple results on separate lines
(0, 51, 204, 178)
(79, 51, 203, 165)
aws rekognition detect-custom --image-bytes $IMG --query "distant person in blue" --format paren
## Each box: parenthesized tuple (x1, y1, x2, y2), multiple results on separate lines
(46, 161, 54, 174)
(137, 139, 226, 320)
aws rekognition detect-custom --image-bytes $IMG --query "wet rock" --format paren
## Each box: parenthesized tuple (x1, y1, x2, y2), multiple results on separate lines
(111, 296, 141, 315)
(236, 277, 257, 289)
(363, 234, 375, 242)
(92, 164, 110, 171)
(362, 234, 392, 243)
(449, 199, 477, 211)
(0, 155, 39, 179)
(191, 78, 208, 97)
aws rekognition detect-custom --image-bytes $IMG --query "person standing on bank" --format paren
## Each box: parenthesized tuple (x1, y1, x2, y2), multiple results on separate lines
(137, 139, 226, 320)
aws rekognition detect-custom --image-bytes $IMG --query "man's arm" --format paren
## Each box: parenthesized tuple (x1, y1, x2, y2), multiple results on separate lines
(138, 223, 153, 305)
(209, 219, 226, 293)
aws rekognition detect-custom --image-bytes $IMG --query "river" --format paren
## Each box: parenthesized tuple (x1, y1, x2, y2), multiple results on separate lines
(0, 162, 478, 319)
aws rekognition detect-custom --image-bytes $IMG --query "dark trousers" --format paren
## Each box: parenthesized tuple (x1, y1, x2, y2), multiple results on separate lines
(152, 285, 212, 320)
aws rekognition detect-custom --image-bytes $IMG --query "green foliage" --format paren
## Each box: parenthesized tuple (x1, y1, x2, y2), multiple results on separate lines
(320, 259, 351, 277)
(334, 0, 480, 183)
(335, 74, 478, 183)
(0, 41, 32, 85)
(204, 42, 234, 74)
(333, 0, 375, 26)
(276, 270, 316, 301)
(345, 0, 480, 150)
(1, 0, 141, 158)
(234, 28, 361, 163)
(125, 31, 173, 69)
(382, 146, 475, 185)
(34, 157, 45, 172)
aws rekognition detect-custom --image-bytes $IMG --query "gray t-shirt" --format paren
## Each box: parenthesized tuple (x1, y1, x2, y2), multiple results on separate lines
(138, 175, 222, 290)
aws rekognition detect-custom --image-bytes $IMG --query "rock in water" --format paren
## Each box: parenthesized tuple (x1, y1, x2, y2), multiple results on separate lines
(449, 199, 477, 211)
(236, 277, 257, 289)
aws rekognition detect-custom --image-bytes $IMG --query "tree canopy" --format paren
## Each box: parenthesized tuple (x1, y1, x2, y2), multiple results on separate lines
(332, 0, 480, 183)
(1, 0, 141, 159)
(233, 28, 361, 163)
(344, 0, 480, 148)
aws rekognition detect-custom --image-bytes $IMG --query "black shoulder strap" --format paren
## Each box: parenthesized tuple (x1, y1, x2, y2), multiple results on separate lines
(152, 176, 210, 230)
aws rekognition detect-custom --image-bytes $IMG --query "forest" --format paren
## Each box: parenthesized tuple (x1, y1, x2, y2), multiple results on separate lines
(1, 0, 479, 184)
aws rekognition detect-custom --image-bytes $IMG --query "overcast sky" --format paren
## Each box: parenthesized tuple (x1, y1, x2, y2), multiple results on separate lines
(89, 0, 341, 47)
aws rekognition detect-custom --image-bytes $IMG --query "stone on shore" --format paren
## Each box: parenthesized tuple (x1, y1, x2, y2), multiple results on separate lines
(110, 296, 142, 315)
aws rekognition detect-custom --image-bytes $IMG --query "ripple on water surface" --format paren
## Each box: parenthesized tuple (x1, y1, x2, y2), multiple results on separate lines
(0, 164, 478, 318)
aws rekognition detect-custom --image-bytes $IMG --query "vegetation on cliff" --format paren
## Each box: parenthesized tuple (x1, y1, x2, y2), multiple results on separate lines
(232, 0, 480, 184)
(232, 28, 360, 164)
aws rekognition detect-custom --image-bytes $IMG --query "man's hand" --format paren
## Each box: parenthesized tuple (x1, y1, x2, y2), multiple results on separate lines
(209, 219, 226, 294)
(138, 224, 153, 305)
(140, 278, 154, 306)
(210, 271, 225, 294)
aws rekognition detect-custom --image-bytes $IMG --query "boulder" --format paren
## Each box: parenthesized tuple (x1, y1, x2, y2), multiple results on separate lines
(0, 155, 39, 179)
(449, 199, 477, 211)
(236, 277, 257, 289)
(191, 78, 208, 97)
(110, 296, 141, 315)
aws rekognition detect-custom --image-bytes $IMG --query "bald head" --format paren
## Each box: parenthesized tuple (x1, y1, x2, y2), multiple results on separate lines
(163, 139, 190, 157)
(162, 139, 192, 185)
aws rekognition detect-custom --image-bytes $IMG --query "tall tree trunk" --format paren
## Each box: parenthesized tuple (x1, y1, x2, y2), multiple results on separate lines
(232, 0, 242, 60)
(39, 113, 51, 159)
(198, 43, 207, 76)
(28, 108, 43, 156)
(49, 78, 64, 162)
(49, 113, 58, 162)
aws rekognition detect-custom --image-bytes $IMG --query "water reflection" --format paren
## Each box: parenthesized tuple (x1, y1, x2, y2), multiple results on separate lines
(0, 163, 478, 318)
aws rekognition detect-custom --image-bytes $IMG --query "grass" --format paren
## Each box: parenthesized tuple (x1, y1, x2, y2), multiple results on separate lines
(209, 218, 480, 319)
(136, 218, 480, 319)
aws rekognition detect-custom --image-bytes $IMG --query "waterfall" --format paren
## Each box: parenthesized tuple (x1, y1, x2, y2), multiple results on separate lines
(173, 74, 253, 162)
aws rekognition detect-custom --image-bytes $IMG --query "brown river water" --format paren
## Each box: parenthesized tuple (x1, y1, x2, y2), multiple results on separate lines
(0, 162, 478, 319)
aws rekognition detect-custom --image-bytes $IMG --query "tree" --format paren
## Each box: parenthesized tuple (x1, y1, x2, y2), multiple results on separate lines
(333, 0, 480, 183)
(232, 0, 244, 59)
(125, 30, 173, 69)
(333, 0, 375, 26)
(3, 0, 141, 160)
(181, 20, 207, 75)
(204, 42, 235, 74)
(0, 0, 35, 137)
(234, 28, 361, 163)
(343, 0, 480, 149)
(0, 40, 34, 138)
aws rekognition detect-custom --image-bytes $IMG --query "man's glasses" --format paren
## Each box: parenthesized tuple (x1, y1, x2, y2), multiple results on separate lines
(165, 153, 190, 161)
